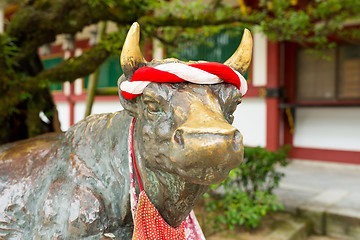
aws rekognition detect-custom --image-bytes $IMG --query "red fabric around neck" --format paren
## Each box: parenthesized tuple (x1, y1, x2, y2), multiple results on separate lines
(130, 118, 143, 192)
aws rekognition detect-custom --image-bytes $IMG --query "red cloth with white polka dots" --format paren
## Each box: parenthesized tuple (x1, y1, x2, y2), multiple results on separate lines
(132, 190, 186, 240)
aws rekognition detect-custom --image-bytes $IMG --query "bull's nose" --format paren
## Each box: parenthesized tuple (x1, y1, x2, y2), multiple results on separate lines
(170, 125, 243, 185)
(172, 127, 242, 153)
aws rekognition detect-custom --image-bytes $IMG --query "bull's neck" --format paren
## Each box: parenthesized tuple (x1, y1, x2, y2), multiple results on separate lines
(132, 120, 208, 228)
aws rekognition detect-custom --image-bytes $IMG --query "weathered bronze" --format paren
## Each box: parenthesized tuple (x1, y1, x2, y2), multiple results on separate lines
(0, 23, 252, 239)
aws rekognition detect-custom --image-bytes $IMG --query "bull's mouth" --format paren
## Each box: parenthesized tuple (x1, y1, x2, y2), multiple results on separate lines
(174, 166, 235, 185)
(169, 147, 243, 185)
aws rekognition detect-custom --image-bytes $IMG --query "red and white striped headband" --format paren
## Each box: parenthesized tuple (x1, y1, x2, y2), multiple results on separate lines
(120, 62, 248, 100)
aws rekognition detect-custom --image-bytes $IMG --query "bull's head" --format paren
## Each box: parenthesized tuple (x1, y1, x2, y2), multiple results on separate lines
(118, 23, 252, 187)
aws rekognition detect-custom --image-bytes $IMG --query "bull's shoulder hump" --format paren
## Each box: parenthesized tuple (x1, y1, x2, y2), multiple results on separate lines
(66, 111, 131, 141)
(64, 111, 133, 232)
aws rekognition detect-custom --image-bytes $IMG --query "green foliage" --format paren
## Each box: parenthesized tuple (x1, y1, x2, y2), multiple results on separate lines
(0, 33, 19, 74)
(256, 0, 360, 48)
(204, 146, 289, 230)
(100, 26, 127, 56)
(205, 189, 282, 230)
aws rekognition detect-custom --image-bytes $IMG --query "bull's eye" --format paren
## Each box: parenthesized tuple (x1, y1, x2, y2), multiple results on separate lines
(146, 101, 162, 115)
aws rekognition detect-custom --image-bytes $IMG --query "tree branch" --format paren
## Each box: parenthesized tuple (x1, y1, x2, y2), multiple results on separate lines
(7, 0, 136, 60)
(26, 43, 112, 92)
(138, 13, 259, 29)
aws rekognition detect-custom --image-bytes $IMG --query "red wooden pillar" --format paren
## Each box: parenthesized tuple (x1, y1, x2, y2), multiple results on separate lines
(69, 82, 75, 126)
(144, 39, 153, 62)
(266, 41, 281, 151)
(63, 49, 76, 127)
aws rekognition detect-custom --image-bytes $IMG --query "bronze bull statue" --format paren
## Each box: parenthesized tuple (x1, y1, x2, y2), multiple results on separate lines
(0, 23, 252, 239)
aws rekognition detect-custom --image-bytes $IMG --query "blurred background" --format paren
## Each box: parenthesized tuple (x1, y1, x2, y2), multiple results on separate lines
(0, 0, 359, 239)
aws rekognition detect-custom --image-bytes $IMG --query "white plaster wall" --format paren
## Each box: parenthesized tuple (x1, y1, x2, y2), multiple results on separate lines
(74, 101, 123, 126)
(74, 102, 86, 125)
(294, 107, 360, 151)
(56, 102, 70, 131)
(232, 97, 267, 147)
(252, 31, 267, 87)
(56, 101, 123, 131)
(153, 38, 164, 60)
(92, 101, 123, 115)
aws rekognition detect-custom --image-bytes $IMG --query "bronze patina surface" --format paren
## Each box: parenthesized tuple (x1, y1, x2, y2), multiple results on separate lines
(0, 23, 252, 239)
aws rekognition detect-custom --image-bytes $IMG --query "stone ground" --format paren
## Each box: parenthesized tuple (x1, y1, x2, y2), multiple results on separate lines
(202, 211, 344, 240)
(307, 237, 342, 240)
(275, 160, 360, 239)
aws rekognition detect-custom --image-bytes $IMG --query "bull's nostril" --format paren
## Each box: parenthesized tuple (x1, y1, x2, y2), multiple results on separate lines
(173, 129, 184, 147)
(232, 130, 242, 151)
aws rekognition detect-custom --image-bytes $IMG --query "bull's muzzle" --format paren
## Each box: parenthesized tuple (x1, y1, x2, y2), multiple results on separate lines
(169, 120, 243, 185)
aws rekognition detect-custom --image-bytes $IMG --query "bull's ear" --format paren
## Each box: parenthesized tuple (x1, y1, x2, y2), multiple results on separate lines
(118, 75, 140, 116)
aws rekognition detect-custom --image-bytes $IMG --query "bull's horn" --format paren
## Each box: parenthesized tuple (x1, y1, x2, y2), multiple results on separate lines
(224, 28, 253, 75)
(120, 22, 147, 78)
